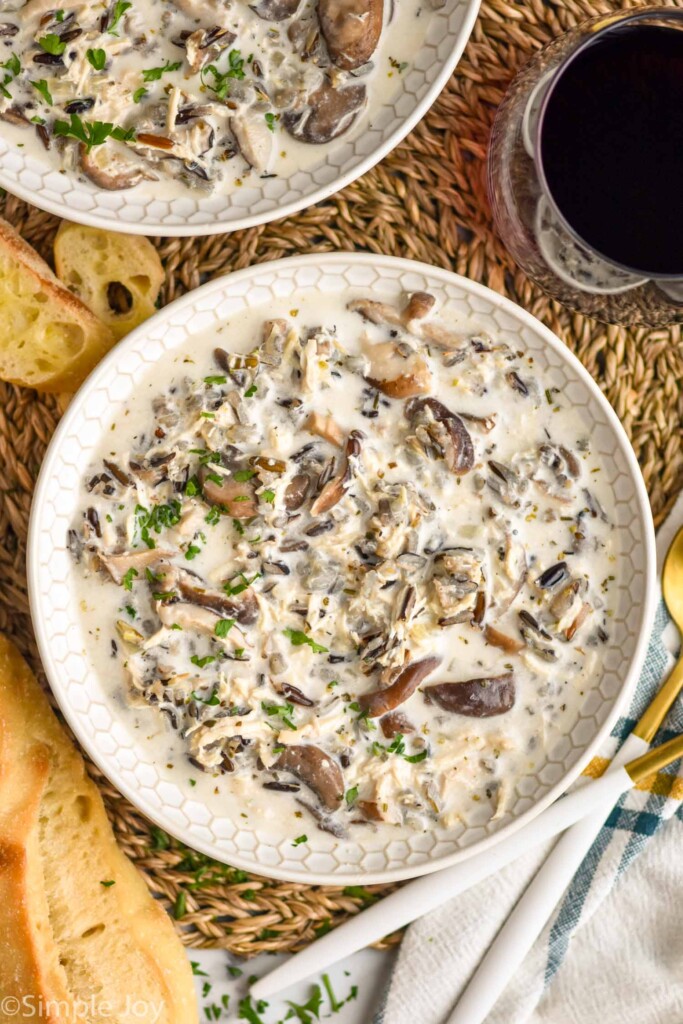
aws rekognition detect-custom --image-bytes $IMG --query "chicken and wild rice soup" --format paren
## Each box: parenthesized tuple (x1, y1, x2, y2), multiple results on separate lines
(71, 291, 617, 838)
(0, 0, 427, 191)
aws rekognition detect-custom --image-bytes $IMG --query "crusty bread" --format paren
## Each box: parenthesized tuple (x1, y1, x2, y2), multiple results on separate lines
(54, 223, 164, 341)
(0, 217, 115, 393)
(0, 636, 198, 1024)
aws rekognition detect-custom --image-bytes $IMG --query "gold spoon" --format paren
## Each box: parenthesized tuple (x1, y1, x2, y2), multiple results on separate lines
(634, 523, 683, 742)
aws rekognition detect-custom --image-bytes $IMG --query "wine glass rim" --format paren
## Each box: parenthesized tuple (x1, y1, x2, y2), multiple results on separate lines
(534, 6, 683, 281)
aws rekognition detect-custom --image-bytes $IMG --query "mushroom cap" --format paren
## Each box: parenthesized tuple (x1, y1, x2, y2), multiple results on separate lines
(358, 656, 441, 718)
(423, 673, 516, 717)
(275, 744, 344, 811)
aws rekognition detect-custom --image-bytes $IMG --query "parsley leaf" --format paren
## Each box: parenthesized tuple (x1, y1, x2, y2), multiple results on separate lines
(404, 749, 428, 763)
(205, 505, 222, 526)
(100, 879, 116, 888)
(244, 383, 257, 397)
(345, 785, 358, 805)
(107, 0, 132, 34)
(30, 79, 53, 104)
(292, 834, 307, 846)
(261, 489, 275, 504)
(86, 48, 106, 71)
(224, 572, 260, 596)
(53, 114, 135, 152)
(142, 60, 182, 82)
(264, 112, 278, 132)
(233, 469, 256, 482)
(0, 54, 21, 100)
(204, 374, 227, 385)
(133, 500, 181, 549)
(190, 687, 220, 705)
(185, 475, 200, 497)
(201, 50, 245, 101)
(190, 654, 216, 669)
(283, 628, 329, 654)
(132, 86, 148, 103)
(184, 543, 201, 560)
(122, 567, 138, 591)
(261, 700, 296, 730)
(214, 618, 235, 638)
(38, 34, 66, 56)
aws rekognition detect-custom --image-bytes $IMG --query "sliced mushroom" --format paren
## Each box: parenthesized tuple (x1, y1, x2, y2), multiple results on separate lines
(230, 113, 273, 171)
(304, 411, 345, 448)
(177, 573, 259, 626)
(282, 80, 366, 144)
(483, 624, 524, 654)
(318, 0, 383, 70)
(198, 466, 258, 518)
(380, 710, 414, 738)
(284, 473, 311, 512)
(100, 549, 173, 585)
(358, 656, 441, 717)
(347, 298, 403, 328)
(406, 397, 474, 475)
(424, 673, 515, 717)
(275, 744, 344, 810)
(363, 340, 432, 400)
(403, 291, 436, 322)
(310, 431, 362, 516)
(80, 144, 154, 192)
(251, 0, 302, 19)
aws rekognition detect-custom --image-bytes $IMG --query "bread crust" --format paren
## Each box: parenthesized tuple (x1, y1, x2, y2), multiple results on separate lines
(0, 217, 114, 392)
(0, 636, 198, 1024)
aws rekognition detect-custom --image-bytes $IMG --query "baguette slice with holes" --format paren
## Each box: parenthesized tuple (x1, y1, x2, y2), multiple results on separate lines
(54, 223, 164, 341)
(0, 635, 198, 1024)
(0, 217, 115, 393)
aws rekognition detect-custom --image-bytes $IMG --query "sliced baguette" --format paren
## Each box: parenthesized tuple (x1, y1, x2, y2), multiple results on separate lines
(0, 218, 115, 393)
(0, 636, 198, 1024)
(54, 223, 164, 341)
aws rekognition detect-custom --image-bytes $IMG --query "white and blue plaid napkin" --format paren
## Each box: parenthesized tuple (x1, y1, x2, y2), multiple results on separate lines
(376, 493, 683, 1024)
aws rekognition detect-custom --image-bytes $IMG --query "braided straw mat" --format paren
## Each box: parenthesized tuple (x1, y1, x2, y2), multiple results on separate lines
(1, 0, 682, 958)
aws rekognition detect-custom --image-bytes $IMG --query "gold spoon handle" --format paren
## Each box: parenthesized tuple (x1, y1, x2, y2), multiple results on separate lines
(633, 655, 683, 744)
(626, 729, 683, 783)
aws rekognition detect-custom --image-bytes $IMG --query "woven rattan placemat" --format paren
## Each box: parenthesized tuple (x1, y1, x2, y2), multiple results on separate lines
(1, 0, 682, 957)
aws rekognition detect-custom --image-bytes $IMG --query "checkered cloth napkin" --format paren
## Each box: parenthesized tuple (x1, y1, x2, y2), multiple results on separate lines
(376, 493, 683, 1024)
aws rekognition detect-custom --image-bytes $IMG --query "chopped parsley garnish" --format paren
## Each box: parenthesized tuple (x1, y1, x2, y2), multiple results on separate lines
(232, 518, 245, 535)
(204, 374, 227, 385)
(205, 505, 222, 526)
(191, 961, 208, 976)
(100, 879, 116, 888)
(152, 590, 176, 601)
(173, 890, 187, 918)
(107, 0, 132, 34)
(286, 985, 323, 1021)
(190, 688, 220, 706)
(53, 114, 135, 152)
(404, 750, 428, 763)
(345, 786, 358, 805)
(261, 701, 296, 730)
(134, 500, 181, 549)
(224, 572, 260, 596)
(184, 543, 202, 560)
(198, 450, 222, 466)
(0, 54, 20, 99)
(55, 9, 65, 21)
(201, 50, 245, 101)
(292, 834, 308, 846)
(283, 628, 329, 654)
(38, 33, 66, 56)
(264, 112, 278, 132)
(261, 489, 275, 504)
(244, 383, 257, 397)
(190, 655, 216, 669)
(86, 48, 106, 71)
(145, 567, 160, 583)
(322, 974, 343, 1013)
(342, 884, 376, 903)
(122, 567, 138, 591)
(214, 618, 235, 638)
(30, 79, 53, 104)
(371, 733, 429, 763)
(233, 469, 256, 482)
(142, 60, 182, 82)
(185, 475, 201, 497)
(125, 604, 136, 618)
(233, 647, 245, 658)
(132, 86, 148, 103)
(227, 965, 243, 978)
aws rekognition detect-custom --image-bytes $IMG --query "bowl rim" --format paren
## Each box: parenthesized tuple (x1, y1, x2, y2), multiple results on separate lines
(0, 0, 481, 238)
(27, 251, 657, 883)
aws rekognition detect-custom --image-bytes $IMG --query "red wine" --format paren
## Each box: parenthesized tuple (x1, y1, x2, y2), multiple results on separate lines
(539, 23, 683, 276)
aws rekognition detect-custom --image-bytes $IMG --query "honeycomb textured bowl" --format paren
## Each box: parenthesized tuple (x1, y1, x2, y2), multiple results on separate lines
(0, 0, 480, 237)
(28, 254, 656, 884)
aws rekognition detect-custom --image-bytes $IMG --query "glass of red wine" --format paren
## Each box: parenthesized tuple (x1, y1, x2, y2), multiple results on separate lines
(488, 6, 683, 326)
